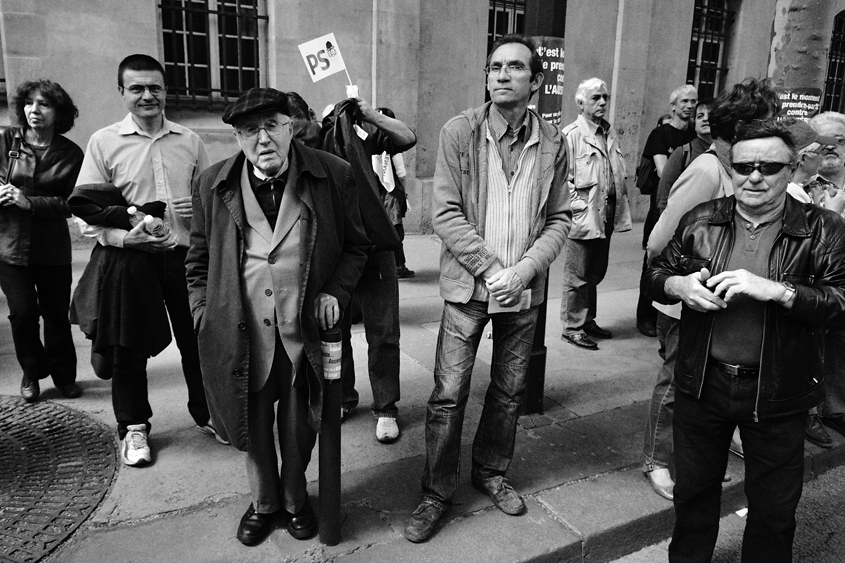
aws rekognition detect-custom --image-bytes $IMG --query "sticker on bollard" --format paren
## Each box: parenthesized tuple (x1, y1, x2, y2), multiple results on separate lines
(320, 326, 342, 379)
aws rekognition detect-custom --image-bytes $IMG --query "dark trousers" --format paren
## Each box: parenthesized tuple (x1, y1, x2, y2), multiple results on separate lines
(93, 247, 209, 437)
(394, 223, 407, 268)
(0, 262, 76, 385)
(340, 250, 401, 417)
(821, 331, 845, 418)
(247, 337, 316, 514)
(637, 193, 659, 324)
(669, 364, 805, 563)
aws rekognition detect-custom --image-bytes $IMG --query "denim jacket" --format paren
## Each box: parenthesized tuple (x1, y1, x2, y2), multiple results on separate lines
(431, 102, 571, 307)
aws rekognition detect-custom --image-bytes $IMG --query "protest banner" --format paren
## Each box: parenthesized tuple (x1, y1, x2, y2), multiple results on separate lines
(298, 33, 354, 89)
(529, 36, 565, 125)
(774, 87, 822, 122)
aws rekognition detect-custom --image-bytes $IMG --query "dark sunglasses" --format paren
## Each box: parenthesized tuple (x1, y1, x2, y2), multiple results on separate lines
(731, 161, 791, 176)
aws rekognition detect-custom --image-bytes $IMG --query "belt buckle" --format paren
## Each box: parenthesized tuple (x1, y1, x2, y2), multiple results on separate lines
(721, 362, 741, 376)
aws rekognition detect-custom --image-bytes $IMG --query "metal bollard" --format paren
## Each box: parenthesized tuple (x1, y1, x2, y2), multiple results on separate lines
(319, 378, 342, 545)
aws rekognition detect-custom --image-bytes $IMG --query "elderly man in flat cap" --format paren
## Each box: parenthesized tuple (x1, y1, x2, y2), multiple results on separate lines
(185, 87, 368, 546)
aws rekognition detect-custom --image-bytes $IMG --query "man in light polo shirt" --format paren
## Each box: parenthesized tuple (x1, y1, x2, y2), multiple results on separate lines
(74, 54, 219, 467)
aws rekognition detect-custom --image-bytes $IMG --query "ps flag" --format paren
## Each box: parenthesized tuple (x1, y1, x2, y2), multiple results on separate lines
(298, 33, 348, 83)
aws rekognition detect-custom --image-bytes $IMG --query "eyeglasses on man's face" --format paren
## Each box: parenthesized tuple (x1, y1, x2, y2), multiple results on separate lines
(122, 84, 166, 97)
(485, 62, 530, 75)
(731, 161, 791, 176)
(235, 119, 292, 141)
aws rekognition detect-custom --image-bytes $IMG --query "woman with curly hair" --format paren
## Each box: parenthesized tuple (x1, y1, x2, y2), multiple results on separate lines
(0, 79, 84, 402)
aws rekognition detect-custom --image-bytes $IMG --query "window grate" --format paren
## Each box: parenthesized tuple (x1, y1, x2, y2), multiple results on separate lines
(822, 11, 845, 112)
(487, 0, 525, 59)
(686, 0, 735, 100)
(160, 0, 267, 108)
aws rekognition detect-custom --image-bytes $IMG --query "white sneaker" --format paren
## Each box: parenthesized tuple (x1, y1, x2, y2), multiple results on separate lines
(376, 417, 400, 443)
(121, 424, 151, 467)
(197, 421, 230, 445)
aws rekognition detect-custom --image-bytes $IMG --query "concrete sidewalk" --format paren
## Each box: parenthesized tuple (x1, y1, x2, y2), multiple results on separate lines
(2, 224, 843, 563)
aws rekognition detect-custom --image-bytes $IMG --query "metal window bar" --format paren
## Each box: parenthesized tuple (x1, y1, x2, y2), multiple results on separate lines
(488, 0, 525, 55)
(823, 12, 845, 112)
(160, 0, 266, 108)
(686, 0, 735, 100)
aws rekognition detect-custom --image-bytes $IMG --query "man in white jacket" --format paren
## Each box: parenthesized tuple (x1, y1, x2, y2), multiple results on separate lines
(559, 78, 632, 350)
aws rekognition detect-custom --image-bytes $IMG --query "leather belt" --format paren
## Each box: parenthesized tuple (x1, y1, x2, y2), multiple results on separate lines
(712, 359, 759, 378)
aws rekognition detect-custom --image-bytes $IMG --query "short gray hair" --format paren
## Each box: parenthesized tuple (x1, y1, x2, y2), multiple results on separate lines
(575, 78, 607, 103)
(810, 111, 845, 131)
(669, 84, 697, 106)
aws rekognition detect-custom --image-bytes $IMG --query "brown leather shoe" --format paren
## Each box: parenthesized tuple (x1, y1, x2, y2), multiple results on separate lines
(820, 415, 845, 439)
(637, 319, 657, 337)
(561, 332, 598, 350)
(472, 476, 525, 515)
(236, 503, 279, 546)
(287, 499, 317, 540)
(405, 500, 445, 543)
(20, 376, 40, 403)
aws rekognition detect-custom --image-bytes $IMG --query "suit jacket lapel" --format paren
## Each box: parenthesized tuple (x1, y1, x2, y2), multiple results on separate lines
(239, 161, 273, 243)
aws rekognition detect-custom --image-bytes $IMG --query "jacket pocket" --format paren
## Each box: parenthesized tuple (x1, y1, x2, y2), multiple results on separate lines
(678, 255, 711, 276)
(574, 153, 599, 190)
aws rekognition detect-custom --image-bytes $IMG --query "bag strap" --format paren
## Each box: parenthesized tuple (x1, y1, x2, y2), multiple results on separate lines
(6, 128, 22, 184)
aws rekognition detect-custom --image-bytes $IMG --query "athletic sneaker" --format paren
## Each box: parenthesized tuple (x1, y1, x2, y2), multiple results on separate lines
(376, 417, 400, 443)
(121, 424, 151, 467)
(197, 421, 230, 445)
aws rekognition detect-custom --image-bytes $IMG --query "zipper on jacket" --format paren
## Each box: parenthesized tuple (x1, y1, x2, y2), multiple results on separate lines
(698, 221, 734, 398)
(752, 232, 786, 422)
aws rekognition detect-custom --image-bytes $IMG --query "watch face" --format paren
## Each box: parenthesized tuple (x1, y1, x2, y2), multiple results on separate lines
(783, 281, 796, 291)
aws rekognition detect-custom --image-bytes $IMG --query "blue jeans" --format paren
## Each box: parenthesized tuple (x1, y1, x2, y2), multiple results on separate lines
(669, 363, 805, 563)
(340, 250, 401, 417)
(642, 312, 679, 471)
(421, 300, 538, 506)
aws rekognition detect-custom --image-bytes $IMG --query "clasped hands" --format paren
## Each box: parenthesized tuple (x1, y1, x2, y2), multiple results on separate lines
(485, 265, 524, 307)
(665, 267, 789, 313)
(0, 183, 31, 210)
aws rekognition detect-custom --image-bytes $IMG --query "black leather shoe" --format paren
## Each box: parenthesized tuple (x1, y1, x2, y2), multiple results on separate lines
(20, 376, 40, 403)
(405, 500, 445, 543)
(821, 415, 845, 439)
(287, 499, 317, 540)
(561, 332, 598, 350)
(806, 414, 833, 447)
(56, 383, 82, 399)
(584, 324, 612, 339)
(637, 319, 657, 337)
(237, 503, 277, 546)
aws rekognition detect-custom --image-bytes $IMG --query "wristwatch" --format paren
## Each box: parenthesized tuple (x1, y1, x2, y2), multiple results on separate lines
(778, 281, 796, 305)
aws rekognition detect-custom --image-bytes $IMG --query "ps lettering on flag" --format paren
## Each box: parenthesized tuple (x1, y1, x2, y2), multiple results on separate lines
(299, 33, 347, 83)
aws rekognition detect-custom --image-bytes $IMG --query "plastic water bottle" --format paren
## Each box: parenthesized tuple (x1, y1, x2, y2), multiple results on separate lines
(319, 326, 342, 380)
(143, 214, 170, 237)
(126, 206, 145, 227)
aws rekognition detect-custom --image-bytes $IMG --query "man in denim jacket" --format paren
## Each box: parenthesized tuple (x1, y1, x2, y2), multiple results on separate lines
(404, 33, 570, 543)
(559, 78, 632, 350)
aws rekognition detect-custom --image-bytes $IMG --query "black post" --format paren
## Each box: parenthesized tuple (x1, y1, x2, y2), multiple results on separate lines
(319, 379, 341, 546)
(522, 276, 549, 415)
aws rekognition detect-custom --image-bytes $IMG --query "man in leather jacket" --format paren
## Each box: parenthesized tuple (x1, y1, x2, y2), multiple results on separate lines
(645, 120, 845, 562)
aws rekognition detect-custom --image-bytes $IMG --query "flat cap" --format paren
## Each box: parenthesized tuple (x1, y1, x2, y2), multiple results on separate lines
(222, 87, 289, 124)
(785, 120, 819, 151)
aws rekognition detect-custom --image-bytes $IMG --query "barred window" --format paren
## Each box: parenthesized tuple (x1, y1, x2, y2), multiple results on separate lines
(160, 0, 267, 107)
(822, 11, 845, 113)
(488, 0, 525, 56)
(686, 0, 736, 100)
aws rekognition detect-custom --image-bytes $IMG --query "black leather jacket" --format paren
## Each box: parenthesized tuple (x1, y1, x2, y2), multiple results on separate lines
(0, 127, 83, 266)
(646, 195, 845, 420)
